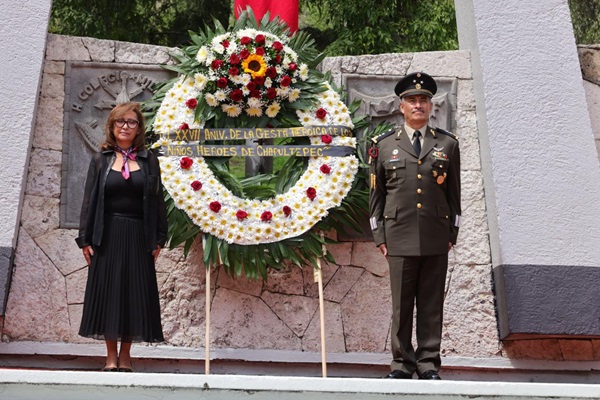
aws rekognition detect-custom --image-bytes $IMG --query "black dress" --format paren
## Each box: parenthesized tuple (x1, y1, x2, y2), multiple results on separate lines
(79, 169, 164, 343)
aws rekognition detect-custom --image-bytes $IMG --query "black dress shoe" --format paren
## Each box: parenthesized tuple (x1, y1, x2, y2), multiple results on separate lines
(383, 370, 413, 379)
(419, 370, 441, 380)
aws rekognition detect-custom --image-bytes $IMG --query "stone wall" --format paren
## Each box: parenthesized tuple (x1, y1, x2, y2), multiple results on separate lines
(579, 44, 600, 158)
(2, 34, 598, 367)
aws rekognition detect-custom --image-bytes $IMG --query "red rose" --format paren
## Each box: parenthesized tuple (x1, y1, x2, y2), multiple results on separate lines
(247, 81, 257, 91)
(240, 49, 250, 59)
(272, 41, 284, 52)
(255, 34, 266, 44)
(211, 59, 223, 70)
(178, 122, 189, 130)
(229, 53, 240, 65)
(191, 180, 202, 191)
(229, 67, 239, 76)
(316, 107, 328, 120)
(288, 63, 297, 71)
(217, 77, 228, 88)
(180, 157, 193, 169)
(306, 187, 317, 201)
(236, 210, 248, 220)
(254, 76, 265, 86)
(209, 201, 221, 213)
(320, 164, 331, 174)
(274, 54, 282, 64)
(266, 67, 277, 79)
(255, 47, 265, 56)
(266, 88, 277, 99)
(260, 211, 273, 222)
(240, 36, 251, 45)
(321, 134, 333, 144)
(186, 98, 198, 109)
(250, 89, 261, 98)
(280, 76, 292, 87)
(230, 89, 243, 102)
(222, 39, 230, 48)
(283, 205, 292, 217)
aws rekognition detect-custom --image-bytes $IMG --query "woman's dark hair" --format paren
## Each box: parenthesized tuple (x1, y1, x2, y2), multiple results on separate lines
(101, 102, 147, 150)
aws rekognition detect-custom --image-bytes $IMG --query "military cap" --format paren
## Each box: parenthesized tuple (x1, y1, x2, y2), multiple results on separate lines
(394, 72, 437, 98)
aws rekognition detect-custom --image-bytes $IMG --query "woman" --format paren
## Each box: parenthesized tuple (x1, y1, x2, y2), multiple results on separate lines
(75, 102, 167, 372)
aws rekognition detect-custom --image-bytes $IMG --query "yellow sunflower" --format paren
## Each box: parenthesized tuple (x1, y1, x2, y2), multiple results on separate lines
(242, 54, 268, 78)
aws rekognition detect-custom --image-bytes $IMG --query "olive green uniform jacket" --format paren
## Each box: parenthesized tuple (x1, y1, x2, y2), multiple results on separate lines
(369, 126, 461, 256)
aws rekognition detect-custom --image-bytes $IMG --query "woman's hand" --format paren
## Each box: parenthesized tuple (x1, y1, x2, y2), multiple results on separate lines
(152, 245, 162, 262)
(82, 245, 94, 266)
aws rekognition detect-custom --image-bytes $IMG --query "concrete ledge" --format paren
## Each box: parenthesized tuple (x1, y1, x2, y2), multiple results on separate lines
(1, 341, 600, 383)
(1, 369, 600, 400)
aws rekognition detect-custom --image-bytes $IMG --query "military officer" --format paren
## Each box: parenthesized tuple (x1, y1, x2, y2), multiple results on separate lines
(369, 72, 461, 380)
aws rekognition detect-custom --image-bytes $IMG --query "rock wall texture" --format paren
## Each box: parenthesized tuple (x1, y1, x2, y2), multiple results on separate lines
(2, 34, 599, 363)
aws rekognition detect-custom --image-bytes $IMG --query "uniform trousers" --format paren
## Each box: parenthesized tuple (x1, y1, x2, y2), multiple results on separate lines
(389, 253, 448, 374)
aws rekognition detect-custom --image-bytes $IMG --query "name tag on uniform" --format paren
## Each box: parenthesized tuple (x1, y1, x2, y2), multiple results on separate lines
(370, 217, 378, 230)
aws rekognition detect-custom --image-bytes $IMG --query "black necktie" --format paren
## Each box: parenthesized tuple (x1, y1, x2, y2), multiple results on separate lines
(413, 130, 422, 157)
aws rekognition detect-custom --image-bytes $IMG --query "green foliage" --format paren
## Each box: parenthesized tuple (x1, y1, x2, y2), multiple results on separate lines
(300, 0, 458, 55)
(49, 0, 232, 47)
(569, 0, 600, 44)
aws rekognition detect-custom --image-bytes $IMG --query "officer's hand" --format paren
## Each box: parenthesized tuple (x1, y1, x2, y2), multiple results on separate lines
(448, 242, 453, 252)
(82, 245, 94, 266)
(378, 244, 388, 257)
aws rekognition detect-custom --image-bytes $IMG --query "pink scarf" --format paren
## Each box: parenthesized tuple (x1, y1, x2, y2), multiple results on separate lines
(114, 146, 137, 180)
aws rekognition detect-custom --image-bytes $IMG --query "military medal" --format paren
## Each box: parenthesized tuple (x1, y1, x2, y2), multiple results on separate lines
(437, 175, 445, 184)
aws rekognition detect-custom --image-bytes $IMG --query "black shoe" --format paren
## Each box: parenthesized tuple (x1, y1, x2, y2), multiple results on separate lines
(383, 370, 413, 379)
(102, 366, 118, 372)
(419, 370, 441, 380)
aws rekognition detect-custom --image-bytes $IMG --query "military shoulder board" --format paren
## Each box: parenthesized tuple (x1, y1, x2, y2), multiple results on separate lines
(435, 127, 458, 141)
(371, 128, 395, 144)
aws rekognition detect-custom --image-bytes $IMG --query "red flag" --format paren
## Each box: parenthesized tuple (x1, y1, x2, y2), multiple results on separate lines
(234, 0, 299, 33)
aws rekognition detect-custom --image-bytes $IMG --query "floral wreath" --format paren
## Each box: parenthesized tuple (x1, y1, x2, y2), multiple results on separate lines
(145, 11, 382, 278)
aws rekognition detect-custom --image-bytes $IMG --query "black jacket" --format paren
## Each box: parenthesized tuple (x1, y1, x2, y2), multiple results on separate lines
(75, 148, 168, 252)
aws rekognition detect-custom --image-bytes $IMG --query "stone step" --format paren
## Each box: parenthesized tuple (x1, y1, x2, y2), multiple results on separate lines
(1, 369, 600, 400)
(1, 341, 599, 384)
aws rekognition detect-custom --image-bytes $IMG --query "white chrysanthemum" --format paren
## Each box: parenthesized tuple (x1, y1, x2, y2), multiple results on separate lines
(298, 64, 309, 80)
(266, 103, 281, 118)
(205, 93, 219, 107)
(212, 43, 225, 54)
(247, 97, 262, 108)
(196, 46, 210, 63)
(194, 73, 208, 91)
(214, 90, 227, 102)
(246, 106, 262, 117)
(231, 75, 245, 85)
(211, 33, 230, 47)
(288, 88, 301, 102)
(222, 103, 242, 118)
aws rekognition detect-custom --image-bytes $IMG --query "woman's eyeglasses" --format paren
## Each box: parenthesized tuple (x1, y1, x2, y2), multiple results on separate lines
(114, 118, 139, 129)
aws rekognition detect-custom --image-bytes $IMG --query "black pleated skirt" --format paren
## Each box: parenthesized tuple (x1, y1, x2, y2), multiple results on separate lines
(79, 215, 164, 343)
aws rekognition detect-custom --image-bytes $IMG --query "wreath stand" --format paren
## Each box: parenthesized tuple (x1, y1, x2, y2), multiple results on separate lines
(202, 234, 329, 378)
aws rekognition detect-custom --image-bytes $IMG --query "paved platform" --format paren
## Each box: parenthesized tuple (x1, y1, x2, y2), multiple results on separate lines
(1, 342, 600, 384)
(1, 369, 600, 400)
